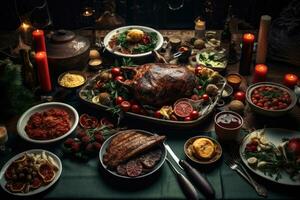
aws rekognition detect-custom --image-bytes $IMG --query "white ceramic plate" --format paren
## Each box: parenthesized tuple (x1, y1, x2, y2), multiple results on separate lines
(103, 25, 164, 58)
(0, 149, 62, 196)
(17, 102, 79, 143)
(240, 128, 300, 186)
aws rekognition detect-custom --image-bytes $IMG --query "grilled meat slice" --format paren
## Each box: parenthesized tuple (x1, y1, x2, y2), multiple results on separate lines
(103, 131, 165, 169)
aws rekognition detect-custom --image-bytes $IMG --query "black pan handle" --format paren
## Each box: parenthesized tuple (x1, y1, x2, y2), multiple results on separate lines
(180, 160, 215, 199)
(176, 172, 199, 200)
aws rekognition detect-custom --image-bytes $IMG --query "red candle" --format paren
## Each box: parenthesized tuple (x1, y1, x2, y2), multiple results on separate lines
(239, 33, 255, 75)
(253, 64, 268, 83)
(35, 51, 52, 92)
(283, 74, 298, 88)
(32, 29, 46, 52)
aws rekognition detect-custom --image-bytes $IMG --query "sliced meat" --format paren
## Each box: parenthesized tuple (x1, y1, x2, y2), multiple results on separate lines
(107, 135, 165, 169)
(116, 164, 127, 176)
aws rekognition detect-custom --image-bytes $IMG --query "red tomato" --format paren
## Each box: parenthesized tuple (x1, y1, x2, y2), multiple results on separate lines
(154, 111, 163, 118)
(189, 110, 200, 120)
(120, 101, 131, 112)
(234, 91, 246, 102)
(115, 76, 125, 82)
(131, 104, 141, 113)
(201, 94, 209, 101)
(142, 36, 150, 44)
(111, 67, 121, 77)
(115, 96, 124, 105)
(184, 116, 192, 121)
(195, 66, 203, 75)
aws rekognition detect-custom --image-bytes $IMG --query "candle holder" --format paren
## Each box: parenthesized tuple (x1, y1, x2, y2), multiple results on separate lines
(19, 22, 34, 46)
(239, 33, 255, 75)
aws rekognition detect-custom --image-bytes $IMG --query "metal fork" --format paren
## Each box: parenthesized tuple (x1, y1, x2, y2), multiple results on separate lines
(225, 153, 268, 197)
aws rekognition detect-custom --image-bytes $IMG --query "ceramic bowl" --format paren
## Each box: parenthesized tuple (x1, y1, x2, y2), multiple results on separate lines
(184, 136, 222, 164)
(17, 102, 79, 143)
(214, 111, 243, 142)
(246, 82, 297, 117)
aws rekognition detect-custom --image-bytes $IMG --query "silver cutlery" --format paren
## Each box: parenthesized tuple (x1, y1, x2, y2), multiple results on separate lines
(165, 144, 215, 199)
(166, 158, 199, 200)
(225, 155, 268, 197)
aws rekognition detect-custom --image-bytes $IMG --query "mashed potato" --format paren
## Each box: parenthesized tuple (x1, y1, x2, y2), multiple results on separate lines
(126, 29, 144, 43)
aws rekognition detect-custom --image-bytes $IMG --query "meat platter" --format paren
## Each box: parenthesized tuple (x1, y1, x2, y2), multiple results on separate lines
(79, 64, 226, 127)
(99, 129, 166, 179)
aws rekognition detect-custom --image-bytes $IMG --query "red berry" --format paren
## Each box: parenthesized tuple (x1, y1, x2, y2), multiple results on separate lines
(131, 104, 141, 113)
(77, 131, 86, 138)
(115, 76, 125, 82)
(64, 138, 75, 147)
(111, 67, 121, 77)
(184, 116, 192, 121)
(94, 134, 104, 143)
(189, 110, 200, 120)
(81, 136, 91, 144)
(115, 96, 124, 105)
(93, 142, 102, 151)
(120, 101, 131, 112)
(154, 111, 163, 118)
(191, 94, 199, 101)
(201, 94, 209, 101)
(71, 142, 81, 152)
(85, 143, 94, 154)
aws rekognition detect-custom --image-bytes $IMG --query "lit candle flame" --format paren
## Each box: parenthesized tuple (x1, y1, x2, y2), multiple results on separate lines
(20, 22, 30, 31)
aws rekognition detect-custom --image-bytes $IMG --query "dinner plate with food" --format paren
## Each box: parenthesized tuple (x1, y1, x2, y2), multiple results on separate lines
(103, 25, 164, 57)
(99, 129, 166, 179)
(240, 128, 300, 186)
(17, 102, 79, 143)
(0, 149, 62, 196)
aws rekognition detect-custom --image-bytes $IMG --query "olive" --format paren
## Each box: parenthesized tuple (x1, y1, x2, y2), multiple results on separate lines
(26, 174, 32, 181)
(12, 174, 18, 180)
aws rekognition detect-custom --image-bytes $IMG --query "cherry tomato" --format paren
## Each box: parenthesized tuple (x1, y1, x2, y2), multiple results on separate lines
(154, 111, 163, 118)
(234, 91, 246, 102)
(111, 67, 121, 77)
(191, 94, 199, 101)
(201, 94, 209, 101)
(115, 96, 124, 105)
(115, 76, 125, 82)
(120, 101, 131, 112)
(189, 110, 200, 120)
(184, 116, 192, 121)
(195, 66, 203, 75)
(131, 104, 141, 113)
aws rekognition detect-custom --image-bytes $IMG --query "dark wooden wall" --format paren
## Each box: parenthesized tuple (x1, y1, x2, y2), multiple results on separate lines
(0, 0, 293, 30)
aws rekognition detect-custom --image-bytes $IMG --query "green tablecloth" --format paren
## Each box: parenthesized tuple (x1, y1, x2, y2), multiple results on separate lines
(0, 102, 298, 199)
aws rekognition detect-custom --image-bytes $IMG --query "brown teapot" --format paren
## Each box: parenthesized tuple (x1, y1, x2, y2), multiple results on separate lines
(46, 30, 90, 77)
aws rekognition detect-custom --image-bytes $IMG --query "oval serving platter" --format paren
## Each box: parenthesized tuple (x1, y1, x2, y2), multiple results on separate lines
(78, 71, 226, 128)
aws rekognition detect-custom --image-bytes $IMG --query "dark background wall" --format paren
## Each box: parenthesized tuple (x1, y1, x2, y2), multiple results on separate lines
(0, 0, 292, 30)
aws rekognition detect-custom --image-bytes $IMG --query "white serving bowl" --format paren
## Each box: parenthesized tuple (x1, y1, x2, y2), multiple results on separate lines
(17, 102, 79, 143)
(246, 82, 297, 117)
(103, 25, 164, 58)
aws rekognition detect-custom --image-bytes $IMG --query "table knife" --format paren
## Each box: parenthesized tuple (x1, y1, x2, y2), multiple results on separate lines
(165, 144, 215, 199)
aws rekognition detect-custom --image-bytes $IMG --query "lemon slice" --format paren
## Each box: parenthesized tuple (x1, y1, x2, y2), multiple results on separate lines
(192, 138, 215, 159)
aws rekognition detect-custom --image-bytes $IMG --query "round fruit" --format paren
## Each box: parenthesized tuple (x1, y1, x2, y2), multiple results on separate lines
(174, 101, 193, 118)
(115, 96, 124, 105)
(38, 163, 56, 183)
(192, 138, 215, 159)
(287, 138, 300, 156)
(189, 110, 200, 120)
(79, 114, 98, 129)
(64, 138, 75, 147)
(111, 67, 121, 77)
(126, 160, 143, 177)
(115, 76, 125, 82)
(8, 182, 26, 192)
(120, 101, 131, 112)
(184, 116, 192, 121)
(234, 91, 246, 102)
(131, 104, 141, 113)
(201, 94, 209, 101)
(154, 111, 163, 118)
(30, 177, 42, 189)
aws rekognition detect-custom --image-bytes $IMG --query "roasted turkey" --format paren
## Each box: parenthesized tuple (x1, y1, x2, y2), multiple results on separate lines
(120, 63, 197, 107)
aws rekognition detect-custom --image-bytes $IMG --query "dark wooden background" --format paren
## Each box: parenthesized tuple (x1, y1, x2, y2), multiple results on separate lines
(0, 0, 293, 30)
